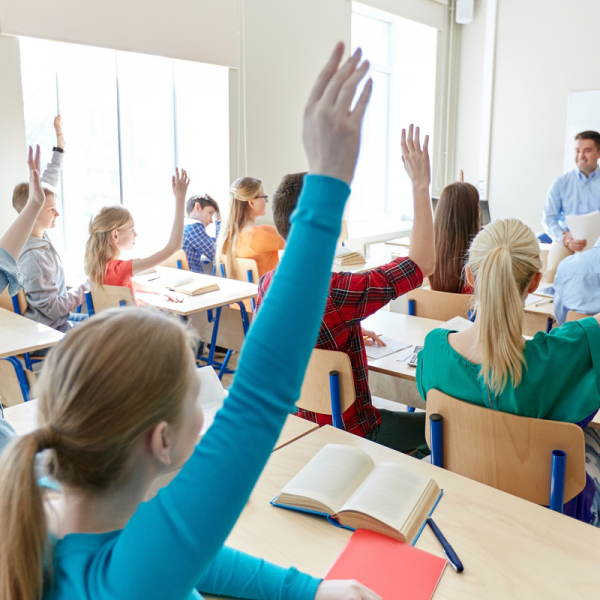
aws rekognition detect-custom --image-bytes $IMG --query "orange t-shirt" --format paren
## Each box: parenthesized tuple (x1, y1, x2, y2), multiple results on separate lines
(236, 225, 285, 279)
(104, 259, 137, 304)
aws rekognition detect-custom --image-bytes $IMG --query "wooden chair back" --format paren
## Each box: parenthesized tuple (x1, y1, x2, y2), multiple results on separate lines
(0, 288, 27, 315)
(0, 361, 35, 407)
(566, 311, 595, 322)
(160, 250, 190, 271)
(235, 257, 259, 284)
(189, 307, 252, 353)
(90, 285, 136, 314)
(406, 287, 472, 321)
(296, 349, 356, 415)
(425, 389, 586, 505)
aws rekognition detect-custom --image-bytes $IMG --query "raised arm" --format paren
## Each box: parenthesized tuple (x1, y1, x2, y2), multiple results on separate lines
(131, 169, 189, 275)
(0, 146, 45, 260)
(111, 44, 374, 599)
(402, 126, 435, 277)
(40, 115, 66, 189)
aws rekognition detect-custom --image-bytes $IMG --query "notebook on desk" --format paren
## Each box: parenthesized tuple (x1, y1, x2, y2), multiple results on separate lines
(271, 444, 441, 544)
(325, 529, 446, 600)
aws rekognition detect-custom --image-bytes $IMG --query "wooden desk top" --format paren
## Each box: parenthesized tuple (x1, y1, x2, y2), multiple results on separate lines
(524, 295, 555, 317)
(2, 398, 38, 434)
(362, 311, 442, 381)
(133, 269, 257, 316)
(331, 258, 385, 275)
(217, 425, 600, 598)
(0, 308, 64, 359)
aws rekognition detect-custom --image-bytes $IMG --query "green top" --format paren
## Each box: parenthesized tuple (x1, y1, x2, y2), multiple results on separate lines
(417, 318, 600, 423)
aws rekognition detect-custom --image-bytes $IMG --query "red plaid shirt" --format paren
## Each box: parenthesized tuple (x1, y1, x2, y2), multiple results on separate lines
(255, 257, 423, 437)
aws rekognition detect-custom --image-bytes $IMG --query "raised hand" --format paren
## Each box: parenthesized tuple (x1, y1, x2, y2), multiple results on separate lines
(54, 115, 66, 150)
(172, 169, 190, 202)
(27, 145, 45, 209)
(303, 43, 373, 185)
(401, 125, 430, 189)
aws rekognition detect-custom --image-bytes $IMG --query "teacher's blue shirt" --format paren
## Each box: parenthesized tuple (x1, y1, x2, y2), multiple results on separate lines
(542, 166, 600, 243)
(554, 236, 600, 325)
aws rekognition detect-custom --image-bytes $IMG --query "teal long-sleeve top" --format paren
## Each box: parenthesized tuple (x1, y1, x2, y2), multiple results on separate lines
(45, 175, 350, 600)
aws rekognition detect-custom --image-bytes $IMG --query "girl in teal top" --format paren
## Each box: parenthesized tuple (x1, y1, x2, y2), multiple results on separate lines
(417, 218, 600, 525)
(0, 45, 382, 600)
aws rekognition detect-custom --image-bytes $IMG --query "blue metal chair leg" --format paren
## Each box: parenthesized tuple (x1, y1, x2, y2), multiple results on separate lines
(23, 353, 34, 371)
(546, 317, 553, 333)
(85, 291, 95, 316)
(549, 449, 566, 513)
(407, 406, 416, 413)
(206, 307, 223, 367)
(430, 414, 443, 467)
(329, 371, 343, 429)
(218, 350, 234, 379)
(11, 294, 20, 314)
(236, 301, 250, 335)
(1, 356, 30, 401)
(408, 299, 416, 316)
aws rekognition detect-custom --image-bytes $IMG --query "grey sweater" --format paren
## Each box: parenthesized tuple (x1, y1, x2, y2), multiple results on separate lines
(18, 150, 87, 332)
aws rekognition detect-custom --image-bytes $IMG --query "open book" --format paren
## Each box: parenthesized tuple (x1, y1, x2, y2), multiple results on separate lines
(272, 444, 441, 544)
(154, 267, 220, 296)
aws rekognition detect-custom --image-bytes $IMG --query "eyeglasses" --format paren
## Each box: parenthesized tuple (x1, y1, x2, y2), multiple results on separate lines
(255, 195, 269, 203)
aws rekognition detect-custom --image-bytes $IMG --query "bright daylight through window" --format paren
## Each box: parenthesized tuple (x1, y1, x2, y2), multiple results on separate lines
(350, 2, 437, 232)
(19, 37, 230, 278)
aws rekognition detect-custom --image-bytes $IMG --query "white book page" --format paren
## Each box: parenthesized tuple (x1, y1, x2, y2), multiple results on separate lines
(566, 211, 600, 250)
(365, 337, 412, 359)
(155, 266, 196, 288)
(340, 462, 431, 532)
(279, 444, 374, 514)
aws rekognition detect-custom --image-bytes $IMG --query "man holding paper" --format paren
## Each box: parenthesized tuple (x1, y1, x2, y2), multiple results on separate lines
(542, 130, 600, 283)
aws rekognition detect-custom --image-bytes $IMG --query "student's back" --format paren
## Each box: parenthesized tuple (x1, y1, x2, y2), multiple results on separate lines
(417, 218, 600, 524)
(429, 182, 480, 294)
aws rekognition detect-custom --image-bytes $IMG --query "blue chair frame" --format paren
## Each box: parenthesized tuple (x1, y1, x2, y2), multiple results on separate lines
(429, 414, 567, 513)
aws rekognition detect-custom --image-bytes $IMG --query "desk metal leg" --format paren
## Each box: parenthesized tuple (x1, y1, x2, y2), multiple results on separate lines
(206, 307, 222, 367)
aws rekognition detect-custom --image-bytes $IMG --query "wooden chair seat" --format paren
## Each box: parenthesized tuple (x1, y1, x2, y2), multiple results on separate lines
(425, 389, 586, 505)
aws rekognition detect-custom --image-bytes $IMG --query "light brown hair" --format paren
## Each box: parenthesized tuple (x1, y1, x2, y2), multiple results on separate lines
(216, 177, 262, 280)
(0, 308, 197, 600)
(430, 182, 481, 294)
(84, 205, 132, 285)
(272, 173, 307, 240)
(12, 183, 54, 213)
(468, 218, 542, 394)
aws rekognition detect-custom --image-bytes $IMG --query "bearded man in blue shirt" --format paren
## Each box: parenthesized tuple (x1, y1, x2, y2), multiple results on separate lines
(542, 130, 600, 283)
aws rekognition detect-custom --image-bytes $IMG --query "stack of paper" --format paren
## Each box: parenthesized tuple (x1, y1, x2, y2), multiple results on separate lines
(333, 248, 366, 266)
(565, 211, 600, 250)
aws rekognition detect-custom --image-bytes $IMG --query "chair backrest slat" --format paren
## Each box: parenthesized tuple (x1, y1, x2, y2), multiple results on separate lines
(566, 310, 595, 322)
(90, 285, 136, 314)
(406, 287, 472, 321)
(425, 389, 586, 504)
(160, 250, 190, 271)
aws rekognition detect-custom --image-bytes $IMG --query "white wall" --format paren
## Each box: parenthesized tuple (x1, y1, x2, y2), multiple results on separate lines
(455, 0, 600, 232)
(0, 36, 27, 236)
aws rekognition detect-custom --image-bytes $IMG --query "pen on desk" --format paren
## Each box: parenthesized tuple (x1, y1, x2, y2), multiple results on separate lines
(426, 517, 464, 573)
(534, 299, 553, 306)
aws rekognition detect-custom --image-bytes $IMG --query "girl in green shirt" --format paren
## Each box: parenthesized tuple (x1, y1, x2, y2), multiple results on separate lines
(417, 218, 600, 525)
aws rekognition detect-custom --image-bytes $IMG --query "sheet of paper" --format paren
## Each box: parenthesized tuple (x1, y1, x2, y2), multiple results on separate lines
(525, 294, 540, 306)
(535, 285, 555, 298)
(365, 336, 412, 359)
(566, 210, 600, 250)
(436, 316, 473, 332)
(396, 346, 415, 362)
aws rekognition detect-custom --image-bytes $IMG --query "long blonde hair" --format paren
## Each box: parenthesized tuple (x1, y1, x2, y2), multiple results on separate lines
(216, 177, 262, 280)
(0, 308, 197, 600)
(469, 218, 542, 395)
(84, 205, 132, 285)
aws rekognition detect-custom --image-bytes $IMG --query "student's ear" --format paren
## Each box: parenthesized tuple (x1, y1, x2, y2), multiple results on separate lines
(465, 265, 475, 287)
(148, 421, 172, 467)
(111, 229, 119, 243)
(527, 271, 543, 294)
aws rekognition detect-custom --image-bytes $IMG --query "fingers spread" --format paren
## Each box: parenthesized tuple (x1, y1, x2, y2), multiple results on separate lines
(349, 77, 372, 126)
(322, 47, 362, 107)
(307, 42, 345, 106)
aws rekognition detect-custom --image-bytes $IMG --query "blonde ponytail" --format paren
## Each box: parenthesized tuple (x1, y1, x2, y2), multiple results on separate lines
(0, 308, 197, 600)
(0, 433, 50, 600)
(216, 177, 262, 280)
(84, 205, 132, 285)
(469, 219, 542, 394)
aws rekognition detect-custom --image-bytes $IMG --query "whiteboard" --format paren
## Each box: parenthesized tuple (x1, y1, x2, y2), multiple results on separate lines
(564, 90, 600, 174)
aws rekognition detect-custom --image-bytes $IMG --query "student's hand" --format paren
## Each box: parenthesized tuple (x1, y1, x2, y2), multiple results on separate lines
(172, 169, 190, 202)
(401, 125, 430, 190)
(315, 580, 382, 600)
(27, 145, 45, 210)
(303, 43, 372, 185)
(460, 169, 464, 182)
(362, 328, 385, 347)
(54, 115, 66, 150)
(563, 231, 586, 252)
(161, 290, 185, 303)
(206, 194, 221, 217)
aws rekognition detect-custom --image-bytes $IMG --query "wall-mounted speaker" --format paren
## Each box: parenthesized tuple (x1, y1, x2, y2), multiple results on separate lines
(456, 0, 474, 24)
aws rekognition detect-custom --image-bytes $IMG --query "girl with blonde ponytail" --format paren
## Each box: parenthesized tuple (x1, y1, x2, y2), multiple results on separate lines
(84, 169, 190, 304)
(0, 44, 382, 600)
(417, 218, 600, 525)
(216, 177, 285, 280)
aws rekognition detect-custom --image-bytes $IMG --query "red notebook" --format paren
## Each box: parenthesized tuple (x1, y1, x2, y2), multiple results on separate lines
(324, 529, 446, 600)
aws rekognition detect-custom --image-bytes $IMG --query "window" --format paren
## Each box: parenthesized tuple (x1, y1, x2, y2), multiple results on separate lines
(19, 37, 229, 276)
(350, 2, 438, 229)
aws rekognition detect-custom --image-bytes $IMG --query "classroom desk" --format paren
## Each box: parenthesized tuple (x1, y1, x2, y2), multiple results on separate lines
(0, 307, 64, 359)
(133, 269, 258, 317)
(209, 425, 600, 599)
(362, 311, 442, 381)
(2, 397, 38, 434)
